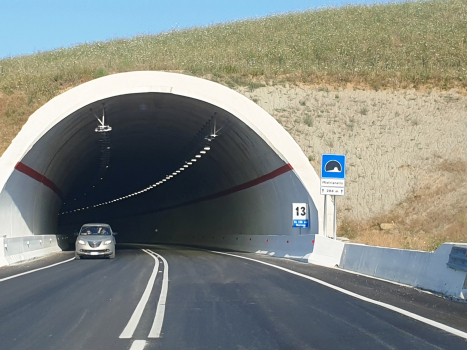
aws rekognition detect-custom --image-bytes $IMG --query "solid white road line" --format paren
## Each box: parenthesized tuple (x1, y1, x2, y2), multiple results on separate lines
(0, 257, 75, 282)
(211, 250, 467, 340)
(120, 249, 160, 339)
(129, 340, 147, 350)
(147, 250, 169, 338)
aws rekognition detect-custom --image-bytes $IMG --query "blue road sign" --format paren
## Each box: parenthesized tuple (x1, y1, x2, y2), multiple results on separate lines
(322, 154, 346, 179)
(293, 219, 309, 228)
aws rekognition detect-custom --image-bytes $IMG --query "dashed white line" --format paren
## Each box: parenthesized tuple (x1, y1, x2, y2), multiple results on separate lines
(211, 250, 467, 340)
(147, 250, 169, 338)
(120, 249, 160, 339)
(0, 257, 75, 282)
(129, 340, 147, 350)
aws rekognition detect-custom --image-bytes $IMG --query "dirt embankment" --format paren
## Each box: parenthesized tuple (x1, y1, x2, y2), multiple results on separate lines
(239, 84, 467, 250)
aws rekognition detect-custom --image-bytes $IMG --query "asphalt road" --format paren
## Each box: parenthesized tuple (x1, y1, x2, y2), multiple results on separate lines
(0, 245, 466, 350)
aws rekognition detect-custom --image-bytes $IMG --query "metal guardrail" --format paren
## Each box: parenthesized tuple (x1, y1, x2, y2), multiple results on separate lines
(447, 245, 467, 272)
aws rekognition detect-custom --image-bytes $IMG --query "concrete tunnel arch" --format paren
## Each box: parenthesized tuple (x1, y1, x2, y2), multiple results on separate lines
(0, 71, 331, 252)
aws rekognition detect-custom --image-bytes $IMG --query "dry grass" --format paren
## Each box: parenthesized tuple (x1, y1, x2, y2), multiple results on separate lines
(338, 160, 467, 251)
(2, 0, 466, 92)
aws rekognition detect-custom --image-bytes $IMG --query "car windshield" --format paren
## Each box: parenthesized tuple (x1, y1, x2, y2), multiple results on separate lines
(80, 226, 111, 235)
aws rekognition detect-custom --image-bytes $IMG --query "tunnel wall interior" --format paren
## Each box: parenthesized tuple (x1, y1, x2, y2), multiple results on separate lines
(0, 72, 328, 253)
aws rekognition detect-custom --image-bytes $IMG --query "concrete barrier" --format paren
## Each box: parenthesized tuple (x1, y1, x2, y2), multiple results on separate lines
(1, 235, 66, 266)
(174, 233, 347, 268)
(340, 242, 467, 299)
(0, 237, 7, 266)
(305, 235, 345, 267)
(183, 233, 317, 260)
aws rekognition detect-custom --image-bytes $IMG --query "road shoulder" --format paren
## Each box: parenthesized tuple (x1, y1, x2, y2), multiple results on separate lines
(0, 251, 75, 280)
(217, 250, 467, 333)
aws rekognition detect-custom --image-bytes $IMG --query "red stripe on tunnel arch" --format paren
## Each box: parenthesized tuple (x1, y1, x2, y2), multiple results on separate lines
(14, 162, 63, 199)
(13, 162, 293, 210)
(158, 163, 294, 212)
(205, 163, 294, 200)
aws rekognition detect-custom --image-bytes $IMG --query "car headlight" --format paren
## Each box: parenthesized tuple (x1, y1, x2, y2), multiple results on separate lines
(104, 240, 112, 245)
(78, 240, 86, 245)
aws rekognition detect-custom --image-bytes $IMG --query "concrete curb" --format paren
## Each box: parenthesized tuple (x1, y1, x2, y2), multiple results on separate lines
(1, 235, 68, 266)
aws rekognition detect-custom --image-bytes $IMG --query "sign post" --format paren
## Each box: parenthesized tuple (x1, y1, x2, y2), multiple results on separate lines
(333, 196, 337, 240)
(321, 154, 346, 239)
(323, 195, 327, 237)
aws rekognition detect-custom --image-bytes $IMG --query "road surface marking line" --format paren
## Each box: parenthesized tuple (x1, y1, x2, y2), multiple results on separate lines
(0, 257, 75, 282)
(129, 340, 147, 350)
(119, 249, 160, 339)
(211, 250, 467, 340)
(147, 250, 169, 338)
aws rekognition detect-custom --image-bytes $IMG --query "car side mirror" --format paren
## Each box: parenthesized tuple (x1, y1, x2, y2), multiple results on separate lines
(73, 232, 79, 236)
(112, 232, 118, 236)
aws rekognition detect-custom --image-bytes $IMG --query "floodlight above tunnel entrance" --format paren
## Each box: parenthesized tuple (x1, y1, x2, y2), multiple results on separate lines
(93, 107, 112, 133)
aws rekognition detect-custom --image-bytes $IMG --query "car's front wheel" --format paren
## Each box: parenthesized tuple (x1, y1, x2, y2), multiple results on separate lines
(74, 252, 81, 260)
(109, 251, 115, 259)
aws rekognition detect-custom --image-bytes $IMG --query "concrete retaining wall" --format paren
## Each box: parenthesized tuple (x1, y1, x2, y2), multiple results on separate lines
(0, 235, 66, 266)
(340, 242, 467, 299)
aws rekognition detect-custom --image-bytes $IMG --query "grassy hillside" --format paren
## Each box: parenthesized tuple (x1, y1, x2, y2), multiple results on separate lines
(1, 0, 466, 151)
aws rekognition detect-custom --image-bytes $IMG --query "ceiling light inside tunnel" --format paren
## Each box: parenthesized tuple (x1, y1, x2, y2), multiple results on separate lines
(63, 134, 221, 215)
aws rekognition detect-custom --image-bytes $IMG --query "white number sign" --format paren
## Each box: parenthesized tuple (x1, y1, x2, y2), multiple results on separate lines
(292, 203, 309, 228)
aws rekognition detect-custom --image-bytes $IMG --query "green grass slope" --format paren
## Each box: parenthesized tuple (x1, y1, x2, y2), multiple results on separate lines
(1, 0, 466, 153)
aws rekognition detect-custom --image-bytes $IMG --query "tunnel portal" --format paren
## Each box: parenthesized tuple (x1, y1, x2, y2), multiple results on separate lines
(0, 72, 326, 249)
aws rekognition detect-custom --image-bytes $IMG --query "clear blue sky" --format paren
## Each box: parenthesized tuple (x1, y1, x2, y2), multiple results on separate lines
(0, 0, 403, 59)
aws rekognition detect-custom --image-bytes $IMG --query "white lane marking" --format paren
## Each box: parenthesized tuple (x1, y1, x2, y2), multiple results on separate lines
(120, 249, 160, 339)
(129, 340, 147, 350)
(211, 250, 467, 340)
(147, 250, 169, 338)
(0, 257, 75, 282)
